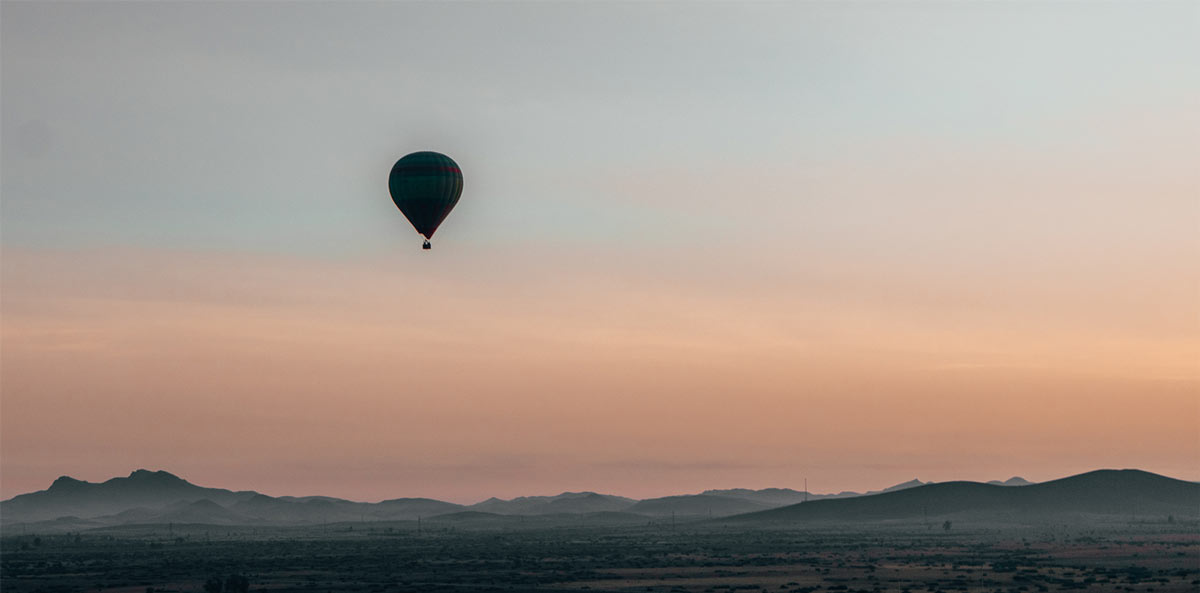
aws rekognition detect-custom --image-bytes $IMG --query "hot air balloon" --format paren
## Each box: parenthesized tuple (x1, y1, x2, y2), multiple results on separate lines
(388, 151, 463, 250)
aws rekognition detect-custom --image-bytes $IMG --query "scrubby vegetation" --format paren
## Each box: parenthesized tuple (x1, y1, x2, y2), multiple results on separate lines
(2, 521, 1196, 592)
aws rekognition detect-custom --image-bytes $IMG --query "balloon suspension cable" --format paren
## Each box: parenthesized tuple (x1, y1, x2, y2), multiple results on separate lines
(422, 240, 431, 250)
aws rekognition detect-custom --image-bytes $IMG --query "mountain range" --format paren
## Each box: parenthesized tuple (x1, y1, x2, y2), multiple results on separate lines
(2, 468, 1193, 532)
(0, 469, 935, 526)
(732, 469, 1197, 524)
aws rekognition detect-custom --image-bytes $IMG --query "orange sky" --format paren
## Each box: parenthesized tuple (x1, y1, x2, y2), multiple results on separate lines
(4, 133, 1197, 503)
(2, 233, 1195, 502)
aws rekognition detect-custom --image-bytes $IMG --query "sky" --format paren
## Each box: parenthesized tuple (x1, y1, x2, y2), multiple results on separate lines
(2, 1, 1197, 504)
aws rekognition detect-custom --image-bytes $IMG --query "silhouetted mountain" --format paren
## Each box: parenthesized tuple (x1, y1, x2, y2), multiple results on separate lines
(228, 494, 355, 524)
(542, 492, 636, 513)
(469, 492, 635, 515)
(4, 468, 1187, 530)
(108, 506, 163, 524)
(878, 479, 928, 493)
(276, 495, 353, 503)
(728, 470, 1199, 524)
(988, 476, 1035, 486)
(700, 479, 930, 505)
(374, 497, 465, 519)
(1, 470, 256, 523)
(701, 488, 811, 506)
(228, 494, 463, 524)
(626, 494, 773, 517)
(426, 510, 649, 528)
(152, 499, 255, 525)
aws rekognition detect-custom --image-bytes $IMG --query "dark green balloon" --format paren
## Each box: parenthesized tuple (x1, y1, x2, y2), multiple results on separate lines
(388, 151, 463, 240)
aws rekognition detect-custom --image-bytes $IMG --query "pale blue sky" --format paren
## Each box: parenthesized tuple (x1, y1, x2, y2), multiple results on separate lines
(4, 2, 1195, 255)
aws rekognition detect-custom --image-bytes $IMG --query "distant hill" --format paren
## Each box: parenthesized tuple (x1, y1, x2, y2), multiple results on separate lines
(0, 470, 257, 523)
(701, 488, 810, 506)
(153, 499, 256, 525)
(427, 509, 649, 528)
(877, 479, 929, 493)
(201, 493, 462, 524)
(987, 477, 1035, 487)
(229, 494, 358, 524)
(374, 497, 466, 520)
(626, 494, 773, 517)
(701, 479, 931, 506)
(2, 468, 1188, 530)
(728, 470, 1199, 524)
(469, 492, 635, 515)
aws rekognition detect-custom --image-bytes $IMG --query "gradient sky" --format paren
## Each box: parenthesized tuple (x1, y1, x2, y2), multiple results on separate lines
(2, 2, 1197, 504)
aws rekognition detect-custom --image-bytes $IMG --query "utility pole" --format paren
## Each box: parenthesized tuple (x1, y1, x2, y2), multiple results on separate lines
(417, 516, 422, 535)
(804, 478, 808, 503)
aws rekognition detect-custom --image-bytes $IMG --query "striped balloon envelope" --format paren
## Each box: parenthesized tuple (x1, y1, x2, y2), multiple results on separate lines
(388, 151, 463, 249)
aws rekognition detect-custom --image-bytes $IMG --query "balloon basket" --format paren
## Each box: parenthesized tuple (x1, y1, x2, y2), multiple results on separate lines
(422, 240, 431, 250)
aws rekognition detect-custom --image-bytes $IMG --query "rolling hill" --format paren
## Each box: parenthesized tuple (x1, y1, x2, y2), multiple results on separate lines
(988, 476, 1035, 486)
(3, 468, 1186, 530)
(469, 491, 635, 515)
(728, 469, 1199, 524)
(625, 494, 775, 517)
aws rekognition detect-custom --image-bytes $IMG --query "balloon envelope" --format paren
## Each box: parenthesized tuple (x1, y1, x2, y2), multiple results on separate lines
(388, 151, 463, 240)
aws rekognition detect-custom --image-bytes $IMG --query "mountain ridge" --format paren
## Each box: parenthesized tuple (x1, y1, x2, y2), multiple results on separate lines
(3, 469, 259, 522)
(727, 469, 1199, 524)
(4, 468, 1191, 530)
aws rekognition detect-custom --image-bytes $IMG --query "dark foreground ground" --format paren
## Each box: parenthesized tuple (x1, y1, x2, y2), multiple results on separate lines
(2, 521, 1196, 593)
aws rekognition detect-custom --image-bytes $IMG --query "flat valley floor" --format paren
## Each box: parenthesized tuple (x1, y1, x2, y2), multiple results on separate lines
(2, 522, 1196, 593)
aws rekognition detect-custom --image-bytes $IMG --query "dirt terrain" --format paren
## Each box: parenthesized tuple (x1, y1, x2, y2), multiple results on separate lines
(3, 521, 1196, 593)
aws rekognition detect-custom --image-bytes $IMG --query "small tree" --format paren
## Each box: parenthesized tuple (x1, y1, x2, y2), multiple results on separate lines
(942, 520, 952, 531)
(203, 577, 223, 593)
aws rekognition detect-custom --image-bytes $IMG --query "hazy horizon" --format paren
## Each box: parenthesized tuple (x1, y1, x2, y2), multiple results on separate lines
(2, 2, 1197, 504)
(4, 466, 1185, 508)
